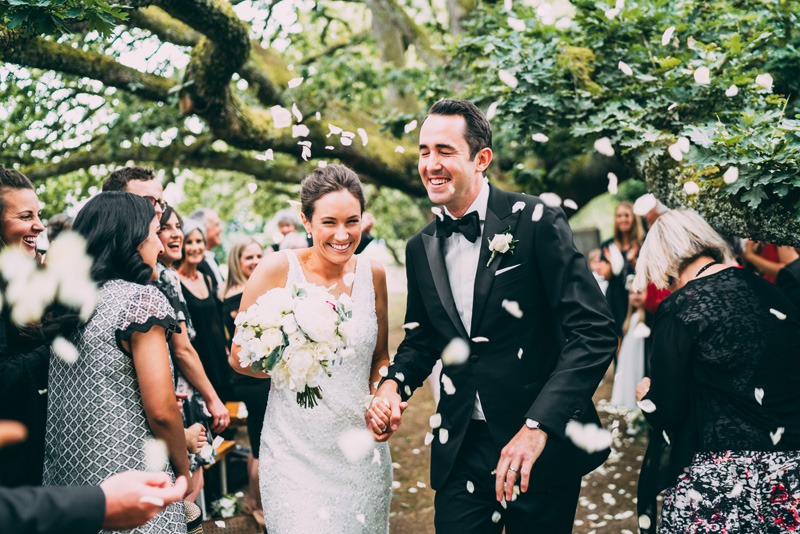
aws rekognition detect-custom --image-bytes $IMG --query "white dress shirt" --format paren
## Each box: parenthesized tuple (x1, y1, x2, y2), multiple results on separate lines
(442, 180, 490, 421)
(204, 250, 224, 287)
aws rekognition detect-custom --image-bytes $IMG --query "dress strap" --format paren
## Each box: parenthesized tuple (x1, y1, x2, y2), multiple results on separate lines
(283, 250, 306, 284)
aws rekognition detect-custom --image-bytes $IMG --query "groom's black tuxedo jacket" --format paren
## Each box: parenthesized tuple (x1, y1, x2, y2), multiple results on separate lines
(386, 185, 617, 491)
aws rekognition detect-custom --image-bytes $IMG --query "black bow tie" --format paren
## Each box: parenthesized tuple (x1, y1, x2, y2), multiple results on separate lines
(435, 210, 481, 243)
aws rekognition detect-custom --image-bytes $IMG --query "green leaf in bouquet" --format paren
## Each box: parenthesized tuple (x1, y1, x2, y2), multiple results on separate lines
(264, 345, 284, 371)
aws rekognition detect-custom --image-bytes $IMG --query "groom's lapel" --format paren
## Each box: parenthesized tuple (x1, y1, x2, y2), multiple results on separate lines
(470, 186, 521, 335)
(422, 231, 470, 340)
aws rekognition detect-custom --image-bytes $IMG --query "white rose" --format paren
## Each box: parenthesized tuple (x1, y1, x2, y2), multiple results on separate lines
(261, 327, 285, 352)
(489, 233, 513, 254)
(257, 286, 294, 314)
(293, 294, 338, 343)
(280, 314, 298, 335)
(288, 330, 307, 347)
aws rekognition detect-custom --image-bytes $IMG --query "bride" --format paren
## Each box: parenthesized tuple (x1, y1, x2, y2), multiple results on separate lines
(230, 165, 392, 533)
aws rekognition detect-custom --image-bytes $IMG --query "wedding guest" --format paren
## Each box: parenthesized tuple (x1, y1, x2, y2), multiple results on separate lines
(634, 209, 800, 532)
(742, 240, 799, 283)
(354, 211, 376, 254)
(278, 231, 309, 251)
(178, 221, 234, 402)
(42, 192, 190, 532)
(270, 212, 300, 251)
(102, 165, 166, 218)
(587, 248, 611, 296)
(188, 208, 224, 290)
(222, 238, 268, 516)
(609, 290, 645, 410)
(601, 201, 645, 337)
(154, 205, 230, 502)
(0, 167, 49, 487)
(0, 418, 188, 533)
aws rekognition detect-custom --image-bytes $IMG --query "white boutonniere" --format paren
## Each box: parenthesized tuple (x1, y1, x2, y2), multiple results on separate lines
(486, 227, 518, 267)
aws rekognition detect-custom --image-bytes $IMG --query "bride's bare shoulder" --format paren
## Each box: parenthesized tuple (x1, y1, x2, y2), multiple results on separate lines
(367, 259, 387, 291)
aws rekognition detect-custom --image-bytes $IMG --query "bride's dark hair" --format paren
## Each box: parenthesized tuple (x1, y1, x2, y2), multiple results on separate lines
(300, 164, 365, 221)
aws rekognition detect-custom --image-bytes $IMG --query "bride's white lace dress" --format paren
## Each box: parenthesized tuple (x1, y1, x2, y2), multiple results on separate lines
(259, 250, 392, 533)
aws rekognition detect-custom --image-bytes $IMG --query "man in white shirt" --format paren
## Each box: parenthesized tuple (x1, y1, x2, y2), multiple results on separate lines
(372, 99, 616, 533)
(189, 208, 224, 291)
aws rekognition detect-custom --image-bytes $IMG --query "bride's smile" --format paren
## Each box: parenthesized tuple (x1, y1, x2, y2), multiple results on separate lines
(302, 189, 362, 269)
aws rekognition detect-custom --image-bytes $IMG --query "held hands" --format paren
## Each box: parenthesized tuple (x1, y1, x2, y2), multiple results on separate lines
(100, 471, 189, 530)
(495, 426, 547, 502)
(365, 380, 407, 442)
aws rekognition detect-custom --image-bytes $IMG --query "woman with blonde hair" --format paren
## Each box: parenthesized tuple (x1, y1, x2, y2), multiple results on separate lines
(222, 237, 268, 517)
(634, 209, 800, 532)
(601, 201, 646, 337)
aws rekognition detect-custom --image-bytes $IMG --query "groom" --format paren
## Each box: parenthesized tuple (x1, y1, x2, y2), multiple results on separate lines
(373, 99, 617, 532)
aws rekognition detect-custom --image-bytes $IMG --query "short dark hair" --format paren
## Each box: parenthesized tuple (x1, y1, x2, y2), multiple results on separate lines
(425, 99, 493, 159)
(0, 167, 35, 249)
(73, 191, 156, 285)
(46, 212, 73, 243)
(299, 164, 365, 221)
(102, 166, 156, 192)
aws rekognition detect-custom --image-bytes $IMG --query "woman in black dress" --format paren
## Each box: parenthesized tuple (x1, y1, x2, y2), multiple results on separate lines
(633, 209, 800, 532)
(177, 221, 234, 402)
(0, 167, 48, 486)
(223, 238, 268, 514)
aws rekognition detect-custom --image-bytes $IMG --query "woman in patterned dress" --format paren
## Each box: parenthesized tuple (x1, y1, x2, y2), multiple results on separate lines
(634, 210, 800, 533)
(42, 192, 191, 533)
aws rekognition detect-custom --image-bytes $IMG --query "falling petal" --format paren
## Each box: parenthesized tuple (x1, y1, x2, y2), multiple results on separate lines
(539, 192, 562, 207)
(594, 137, 615, 157)
(618, 61, 633, 76)
(676, 137, 690, 153)
(337, 428, 375, 462)
(328, 124, 343, 136)
(723, 166, 739, 185)
(288, 77, 304, 88)
(607, 172, 619, 195)
(395, 146, 405, 153)
(408, 487, 418, 494)
(270, 105, 292, 129)
(325, 145, 334, 150)
(486, 102, 499, 120)
(404, 385, 412, 396)
(565, 421, 612, 453)
(668, 143, 684, 162)
(755, 73, 774, 91)
(563, 199, 578, 211)
(662, 431, 670, 445)
(291, 103, 303, 122)
(429, 413, 442, 428)
(441, 338, 470, 365)
(466, 480, 475, 493)
(683, 181, 700, 195)
(441, 374, 456, 395)
(341, 137, 353, 147)
(687, 36, 696, 49)
(431, 206, 443, 220)
(605, 8, 619, 19)
(403, 322, 420, 330)
(498, 70, 519, 89)
(531, 133, 549, 143)
(315, 111, 322, 120)
(507, 17, 526, 31)
(448, 184, 455, 195)
(633, 194, 657, 216)
(632, 322, 651, 338)
(357, 128, 368, 146)
(771, 427, 785, 445)
(661, 26, 675, 46)
(472, 336, 489, 343)
(512, 201, 526, 213)
(424, 432, 435, 445)
(256, 149, 274, 161)
(769, 308, 787, 320)
(693, 66, 711, 85)
(52, 336, 79, 364)
(416, 481, 427, 488)
(531, 204, 544, 222)
(292, 124, 310, 138)
(491, 511, 502, 523)
(725, 84, 739, 97)
(143, 439, 168, 472)
(439, 428, 449, 444)
(392, 481, 401, 489)
(395, 372, 405, 383)
(378, 366, 388, 377)
(754, 388, 765, 405)
(668, 102, 678, 111)
(517, 348, 523, 359)
(637, 399, 656, 413)
(247, 183, 258, 194)
(638, 515, 652, 529)
(404, 120, 418, 134)
(501, 300, 523, 319)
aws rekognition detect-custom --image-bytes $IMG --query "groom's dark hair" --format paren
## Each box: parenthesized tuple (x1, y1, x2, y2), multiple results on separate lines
(425, 99, 492, 159)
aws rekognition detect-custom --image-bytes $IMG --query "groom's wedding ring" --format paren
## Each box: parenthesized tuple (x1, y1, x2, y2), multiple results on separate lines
(381, 425, 389, 434)
(508, 467, 518, 473)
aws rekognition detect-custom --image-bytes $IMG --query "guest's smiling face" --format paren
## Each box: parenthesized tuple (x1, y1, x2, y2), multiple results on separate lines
(183, 229, 206, 266)
(418, 114, 491, 218)
(240, 242, 263, 279)
(303, 190, 361, 266)
(157, 211, 183, 266)
(616, 205, 634, 234)
(137, 216, 165, 279)
(1, 188, 44, 258)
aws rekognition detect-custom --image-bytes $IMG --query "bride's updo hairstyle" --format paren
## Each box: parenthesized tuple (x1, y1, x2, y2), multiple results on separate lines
(300, 164, 365, 221)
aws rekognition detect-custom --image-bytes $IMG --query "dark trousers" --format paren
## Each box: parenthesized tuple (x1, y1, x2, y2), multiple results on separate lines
(434, 420, 581, 534)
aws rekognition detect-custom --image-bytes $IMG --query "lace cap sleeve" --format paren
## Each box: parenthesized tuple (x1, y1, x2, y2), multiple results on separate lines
(115, 283, 180, 355)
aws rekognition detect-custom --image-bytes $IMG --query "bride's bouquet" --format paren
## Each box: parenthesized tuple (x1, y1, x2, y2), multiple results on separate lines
(233, 283, 354, 408)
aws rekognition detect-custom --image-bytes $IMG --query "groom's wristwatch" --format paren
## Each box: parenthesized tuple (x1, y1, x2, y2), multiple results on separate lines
(525, 418, 541, 431)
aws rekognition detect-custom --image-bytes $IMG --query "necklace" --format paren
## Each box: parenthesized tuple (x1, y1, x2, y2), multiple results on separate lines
(694, 260, 720, 278)
(180, 270, 199, 281)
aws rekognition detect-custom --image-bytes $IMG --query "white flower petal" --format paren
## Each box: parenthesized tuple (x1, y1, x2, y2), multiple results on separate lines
(754, 387, 765, 405)
(639, 515, 652, 529)
(441, 338, 470, 365)
(404, 120, 418, 134)
(291, 103, 303, 122)
(52, 336, 79, 364)
(403, 322, 420, 330)
(662, 430, 670, 445)
(466, 480, 475, 493)
(755, 73, 773, 91)
(725, 84, 739, 97)
(723, 166, 739, 185)
(429, 414, 442, 429)
(288, 77, 304, 88)
(395, 145, 405, 153)
(395, 372, 405, 383)
(676, 137, 690, 153)
(607, 172, 619, 195)
(498, 69, 519, 89)
(693, 66, 711, 85)
(563, 199, 578, 211)
(486, 102, 499, 121)
(594, 137, 615, 157)
(531, 133, 549, 143)
(531, 203, 544, 222)
(668, 143, 684, 162)
(539, 192, 562, 207)
(618, 61, 633, 76)
(661, 26, 675, 46)
(270, 105, 292, 129)
(501, 299, 523, 319)
(439, 428, 449, 444)
(683, 181, 700, 195)
(637, 399, 656, 413)
(378, 366, 388, 377)
(517, 348, 523, 359)
(492, 511, 502, 523)
(507, 17, 526, 32)
(424, 432, 434, 445)
(471, 336, 489, 343)
(565, 421, 612, 453)
(770, 427, 785, 445)
(292, 124, 310, 138)
(441, 374, 456, 395)
(337, 428, 375, 463)
(769, 308, 787, 320)
(356, 513, 366, 524)
(512, 201, 526, 213)
(143, 439, 168, 472)
(357, 128, 368, 146)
